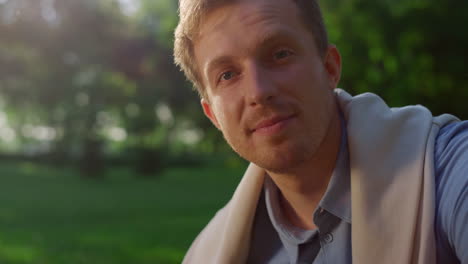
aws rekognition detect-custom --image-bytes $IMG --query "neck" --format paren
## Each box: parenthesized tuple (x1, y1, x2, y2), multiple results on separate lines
(267, 105, 342, 230)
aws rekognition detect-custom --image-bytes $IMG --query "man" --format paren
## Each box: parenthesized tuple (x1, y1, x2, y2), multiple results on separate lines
(173, 0, 468, 263)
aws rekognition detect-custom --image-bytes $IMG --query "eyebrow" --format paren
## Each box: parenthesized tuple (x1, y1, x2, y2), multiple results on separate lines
(256, 28, 297, 51)
(205, 56, 234, 81)
(205, 56, 233, 86)
(204, 28, 297, 82)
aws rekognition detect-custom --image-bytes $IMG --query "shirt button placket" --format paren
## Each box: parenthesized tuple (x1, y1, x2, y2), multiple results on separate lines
(322, 233, 333, 244)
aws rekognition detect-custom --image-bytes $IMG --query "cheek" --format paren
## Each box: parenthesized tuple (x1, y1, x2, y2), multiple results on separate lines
(276, 66, 318, 101)
(212, 97, 241, 130)
(280, 60, 321, 87)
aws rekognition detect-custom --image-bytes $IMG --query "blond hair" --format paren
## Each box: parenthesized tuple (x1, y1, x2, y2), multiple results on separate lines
(174, 0, 328, 98)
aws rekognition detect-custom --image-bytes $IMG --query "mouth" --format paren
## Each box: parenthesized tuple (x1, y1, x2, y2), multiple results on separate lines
(251, 114, 296, 134)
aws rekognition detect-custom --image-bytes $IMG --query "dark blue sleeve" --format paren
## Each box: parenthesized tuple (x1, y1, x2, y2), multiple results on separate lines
(434, 121, 468, 264)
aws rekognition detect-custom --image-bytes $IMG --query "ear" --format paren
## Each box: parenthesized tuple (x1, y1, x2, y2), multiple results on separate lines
(324, 45, 342, 90)
(201, 98, 221, 130)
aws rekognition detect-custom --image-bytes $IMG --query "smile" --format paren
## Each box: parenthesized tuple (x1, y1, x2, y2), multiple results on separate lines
(252, 114, 296, 134)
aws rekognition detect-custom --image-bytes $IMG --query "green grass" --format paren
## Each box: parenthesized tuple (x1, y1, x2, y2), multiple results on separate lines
(0, 161, 245, 264)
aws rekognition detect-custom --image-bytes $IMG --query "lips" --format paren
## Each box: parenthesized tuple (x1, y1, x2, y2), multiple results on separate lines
(251, 114, 296, 133)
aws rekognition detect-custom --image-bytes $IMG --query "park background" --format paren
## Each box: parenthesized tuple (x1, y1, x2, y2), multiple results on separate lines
(0, 0, 467, 263)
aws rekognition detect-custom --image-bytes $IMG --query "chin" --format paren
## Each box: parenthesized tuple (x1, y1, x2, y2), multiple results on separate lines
(239, 142, 316, 174)
(255, 154, 306, 174)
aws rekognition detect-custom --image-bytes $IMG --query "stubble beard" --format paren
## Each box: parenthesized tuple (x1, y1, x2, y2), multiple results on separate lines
(220, 95, 336, 174)
(255, 140, 316, 174)
(222, 102, 335, 175)
(224, 129, 321, 175)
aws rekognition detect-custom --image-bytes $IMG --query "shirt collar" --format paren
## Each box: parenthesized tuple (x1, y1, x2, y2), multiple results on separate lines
(264, 176, 317, 244)
(318, 118, 351, 224)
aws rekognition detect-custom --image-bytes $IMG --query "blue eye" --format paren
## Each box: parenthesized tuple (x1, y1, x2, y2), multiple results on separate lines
(220, 71, 235, 81)
(274, 49, 293, 60)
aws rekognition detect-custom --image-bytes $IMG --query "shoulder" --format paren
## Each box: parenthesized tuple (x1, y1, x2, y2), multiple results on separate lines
(182, 204, 231, 263)
(434, 121, 468, 205)
(435, 120, 468, 164)
(434, 120, 468, 263)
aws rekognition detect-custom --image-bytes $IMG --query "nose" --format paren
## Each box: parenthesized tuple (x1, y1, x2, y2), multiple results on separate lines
(244, 62, 278, 107)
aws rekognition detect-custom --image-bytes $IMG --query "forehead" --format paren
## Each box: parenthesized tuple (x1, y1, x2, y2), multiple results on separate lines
(194, 0, 308, 83)
(197, 0, 303, 42)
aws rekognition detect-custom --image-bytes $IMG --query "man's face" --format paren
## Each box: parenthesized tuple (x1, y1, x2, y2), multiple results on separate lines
(194, 0, 341, 173)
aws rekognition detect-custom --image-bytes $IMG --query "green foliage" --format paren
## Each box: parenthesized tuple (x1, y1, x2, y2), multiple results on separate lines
(0, 0, 209, 174)
(323, 0, 468, 118)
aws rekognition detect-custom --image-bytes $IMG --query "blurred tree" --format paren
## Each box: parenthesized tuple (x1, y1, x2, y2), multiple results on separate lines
(323, 0, 468, 119)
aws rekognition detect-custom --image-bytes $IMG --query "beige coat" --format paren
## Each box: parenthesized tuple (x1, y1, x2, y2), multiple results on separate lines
(183, 89, 458, 264)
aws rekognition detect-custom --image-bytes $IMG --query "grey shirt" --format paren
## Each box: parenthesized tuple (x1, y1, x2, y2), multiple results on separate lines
(247, 121, 468, 264)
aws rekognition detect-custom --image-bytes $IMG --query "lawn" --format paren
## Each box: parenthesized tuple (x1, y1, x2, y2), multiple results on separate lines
(0, 161, 245, 264)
